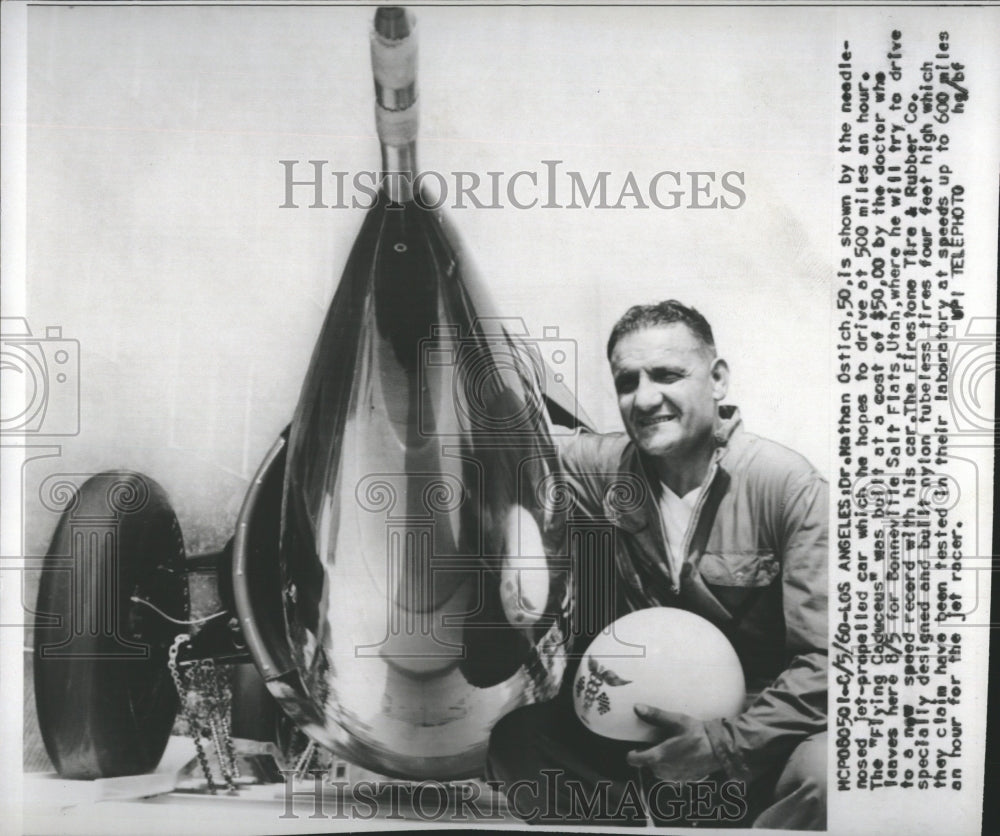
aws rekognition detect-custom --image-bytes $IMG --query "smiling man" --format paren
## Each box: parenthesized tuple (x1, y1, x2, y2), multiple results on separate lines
(487, 300, 828, 829)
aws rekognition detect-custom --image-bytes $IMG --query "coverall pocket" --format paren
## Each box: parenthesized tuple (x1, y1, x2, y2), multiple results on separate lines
(698, 551, 780, 588)
(697, 551, 780, 620)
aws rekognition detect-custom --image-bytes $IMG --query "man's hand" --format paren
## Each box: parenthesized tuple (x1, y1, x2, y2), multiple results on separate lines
(625, 704, 723, 782)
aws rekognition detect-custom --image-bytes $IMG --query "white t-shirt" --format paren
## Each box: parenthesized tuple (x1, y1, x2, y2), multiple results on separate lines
(657, 482, 701, 584)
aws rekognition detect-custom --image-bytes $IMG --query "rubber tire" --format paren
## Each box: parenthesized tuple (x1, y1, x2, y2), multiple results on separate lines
(34, 471, 185, 779)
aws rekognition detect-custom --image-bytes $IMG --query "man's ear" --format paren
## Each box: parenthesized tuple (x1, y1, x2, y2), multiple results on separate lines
(710, 357, 730, 401)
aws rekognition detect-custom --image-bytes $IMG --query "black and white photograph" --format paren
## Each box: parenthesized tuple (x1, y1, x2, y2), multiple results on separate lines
(1, 2, 997, 834)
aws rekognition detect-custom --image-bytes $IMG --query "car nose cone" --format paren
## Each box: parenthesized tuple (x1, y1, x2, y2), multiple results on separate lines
(270, 195, 576, 779)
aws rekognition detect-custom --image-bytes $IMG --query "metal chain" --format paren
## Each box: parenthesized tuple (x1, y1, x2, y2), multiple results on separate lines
(207, 715, 234, 790)
(204, 659, 241, 783)
(191, 658, 239, 794)
(168, 634, 217, 794)
(166, 634, 246, 794)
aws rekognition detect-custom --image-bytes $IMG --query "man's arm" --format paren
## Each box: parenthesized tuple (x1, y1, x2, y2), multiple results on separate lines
(701, 471, 829, 783)
(628, 467, 828, 784)
(550, 430, 622, 519)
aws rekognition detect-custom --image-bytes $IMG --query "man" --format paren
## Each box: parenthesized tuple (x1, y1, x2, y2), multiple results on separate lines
(487, 300, 827, 829)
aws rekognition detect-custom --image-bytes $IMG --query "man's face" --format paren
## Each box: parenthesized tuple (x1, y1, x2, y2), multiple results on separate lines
(610, 323, 728, 463)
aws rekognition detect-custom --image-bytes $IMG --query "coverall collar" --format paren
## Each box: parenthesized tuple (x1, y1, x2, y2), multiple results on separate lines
(603, 405, 743, 532)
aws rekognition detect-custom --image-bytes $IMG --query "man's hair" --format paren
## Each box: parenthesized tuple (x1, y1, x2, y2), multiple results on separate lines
(606, 300, 716, 360)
